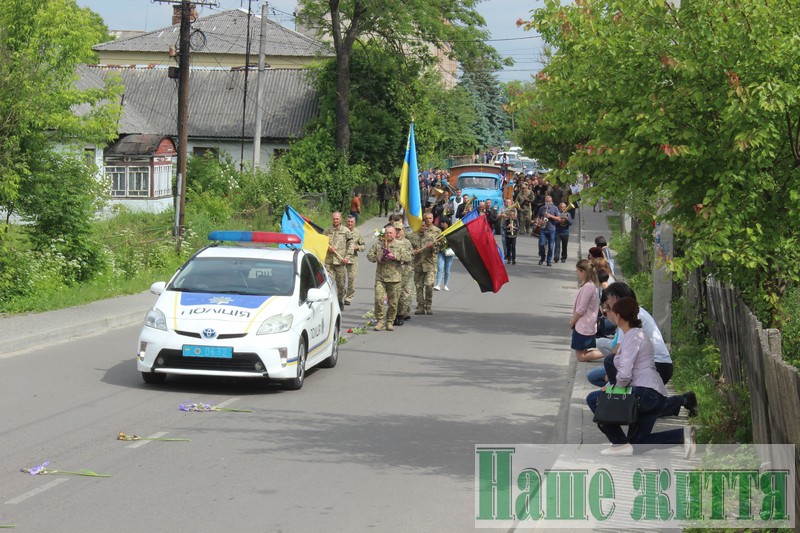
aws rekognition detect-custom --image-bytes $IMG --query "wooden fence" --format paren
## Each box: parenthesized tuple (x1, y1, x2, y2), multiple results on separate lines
(702, 277, 800, 519)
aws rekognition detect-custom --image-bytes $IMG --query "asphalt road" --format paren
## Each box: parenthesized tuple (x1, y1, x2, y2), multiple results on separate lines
(0, 226, 581, 532)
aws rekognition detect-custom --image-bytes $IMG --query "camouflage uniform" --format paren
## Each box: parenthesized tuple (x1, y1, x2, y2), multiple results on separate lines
(409, 225, 443, 314)
(519, 187, 534, 234)
(344, 226, 365, 305)
(395, 232, 415, 319)
(323, 224, 354, 307)
(367, 237, 412, 328)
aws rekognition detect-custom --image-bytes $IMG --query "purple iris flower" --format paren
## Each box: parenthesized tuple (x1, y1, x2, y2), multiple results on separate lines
(23, 460, 49, 475)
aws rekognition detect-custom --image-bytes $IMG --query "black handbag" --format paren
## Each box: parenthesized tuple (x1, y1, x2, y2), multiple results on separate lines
(593, 386, 639, 425)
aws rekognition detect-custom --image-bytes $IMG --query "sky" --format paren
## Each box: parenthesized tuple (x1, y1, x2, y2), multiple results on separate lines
(76, 0, 544, 83)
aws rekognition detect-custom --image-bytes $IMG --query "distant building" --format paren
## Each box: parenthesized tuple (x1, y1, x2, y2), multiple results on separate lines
(94, 7, 332, 69)
(76, 65, 319, 213)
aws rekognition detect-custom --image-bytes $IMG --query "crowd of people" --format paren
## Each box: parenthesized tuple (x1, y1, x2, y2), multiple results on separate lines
(569, 239, 699, 457)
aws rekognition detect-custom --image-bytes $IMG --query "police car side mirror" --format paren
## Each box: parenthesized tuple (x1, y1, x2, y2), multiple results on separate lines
(150, 281, 167, 295)
(306, 287, 330, 303)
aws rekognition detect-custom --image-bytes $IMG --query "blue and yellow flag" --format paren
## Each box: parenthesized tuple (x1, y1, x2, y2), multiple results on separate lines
(281, 206, 329, 262)
(399, 123, 422, 232)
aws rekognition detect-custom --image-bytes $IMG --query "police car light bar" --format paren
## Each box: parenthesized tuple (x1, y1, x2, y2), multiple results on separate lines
(208, 231, 302, 244)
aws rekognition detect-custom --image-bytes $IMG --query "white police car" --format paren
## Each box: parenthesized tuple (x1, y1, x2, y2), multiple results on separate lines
(136, 231, 341, 390)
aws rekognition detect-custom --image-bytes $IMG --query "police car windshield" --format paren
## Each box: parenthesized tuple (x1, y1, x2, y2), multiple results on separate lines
(169, 257, 295, 296)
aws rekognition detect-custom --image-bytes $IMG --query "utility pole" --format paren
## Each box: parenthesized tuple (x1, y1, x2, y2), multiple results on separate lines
(155, 0, 217, 252)
(239, 0, 254, 171)
(252, 2, 268, 168)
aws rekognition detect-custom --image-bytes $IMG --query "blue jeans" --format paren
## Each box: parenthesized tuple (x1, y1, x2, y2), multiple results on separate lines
(538, 227, 555, 262)
(587, 387, 683, 445)
(435, 251, 454, 287)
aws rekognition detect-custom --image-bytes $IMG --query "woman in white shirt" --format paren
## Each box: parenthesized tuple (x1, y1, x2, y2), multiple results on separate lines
(587, 297, 695, 457)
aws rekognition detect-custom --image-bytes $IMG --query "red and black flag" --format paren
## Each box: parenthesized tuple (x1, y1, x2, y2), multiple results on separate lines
(442, 213, 508, 293)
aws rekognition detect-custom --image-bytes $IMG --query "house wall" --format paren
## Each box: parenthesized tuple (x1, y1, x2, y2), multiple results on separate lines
(187, 138, 290, 170)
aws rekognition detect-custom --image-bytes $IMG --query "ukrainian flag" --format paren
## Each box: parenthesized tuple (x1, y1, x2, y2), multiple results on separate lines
(399, 123, 422, 232)
(281, 206, 330, 262)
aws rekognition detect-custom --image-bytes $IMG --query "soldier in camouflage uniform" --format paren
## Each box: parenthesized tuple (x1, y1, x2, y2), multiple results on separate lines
(323, 211, 354, 309)
(518, 184, 534, 234)
(392, 221, 415, 326)
(408, 212, 443, 315)
(344, 215, 365, 306)
(367, 223, 412, 331)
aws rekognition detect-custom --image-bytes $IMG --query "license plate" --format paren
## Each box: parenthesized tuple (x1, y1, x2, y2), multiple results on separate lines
(182, 345, 233, 359)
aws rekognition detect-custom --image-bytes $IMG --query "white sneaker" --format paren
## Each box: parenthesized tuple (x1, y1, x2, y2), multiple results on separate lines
(600, 443, 633, 456)
(443, 285, 449, 291)
(433, 285, 441, 291)
(684, 426, 696, 458)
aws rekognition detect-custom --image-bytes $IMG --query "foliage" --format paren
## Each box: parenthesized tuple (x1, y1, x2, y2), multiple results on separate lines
(16, 151, 108, 281)
(297, 0, 503, 153)
(0, 0, 121, 217)
(777, 286, 800, 369)
(459, 70, 509, 149)
(186, 151, 238, 196)
(516, 0, 800, 323)
(671, 296, 752, 444)
(293, 43, 480, 182)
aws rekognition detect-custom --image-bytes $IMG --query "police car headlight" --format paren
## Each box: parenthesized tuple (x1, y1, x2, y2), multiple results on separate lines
(257, 314, 293, 335)
(144, 308, 168, 331)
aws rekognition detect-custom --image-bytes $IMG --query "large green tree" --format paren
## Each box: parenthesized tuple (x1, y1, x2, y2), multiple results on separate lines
(517, 0, 800, 319)
(0, 0, 122, 286)
(297, 0, 503, 155)
(285, 42, 479, 208)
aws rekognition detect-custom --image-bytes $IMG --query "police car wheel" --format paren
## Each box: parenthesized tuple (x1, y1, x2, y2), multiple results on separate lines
(141, 371, 166, 384)
(283, 338, 307, 390)
(320, 321, 340, 369)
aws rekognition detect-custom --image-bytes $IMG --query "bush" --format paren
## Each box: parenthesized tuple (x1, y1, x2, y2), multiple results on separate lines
(777, 285, 800, 369)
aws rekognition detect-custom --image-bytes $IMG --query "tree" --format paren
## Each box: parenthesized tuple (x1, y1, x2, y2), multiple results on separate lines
(298, 0, 503, 155)
(459, 69, 509, 149)
(0, 0, 122, 284)
(516, 0, 800, 320)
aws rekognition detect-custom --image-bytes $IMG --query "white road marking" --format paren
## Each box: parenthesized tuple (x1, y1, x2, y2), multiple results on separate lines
(5, 478, 69, 504)
(126, 431, 168, 448)
(215, 397, 241, 408)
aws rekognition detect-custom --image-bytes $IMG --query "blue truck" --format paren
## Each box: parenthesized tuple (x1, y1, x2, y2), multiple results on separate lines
(449, 164, 505, 207)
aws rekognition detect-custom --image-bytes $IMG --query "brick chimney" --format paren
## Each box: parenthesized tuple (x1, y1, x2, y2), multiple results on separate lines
(172, 4, 198, 26)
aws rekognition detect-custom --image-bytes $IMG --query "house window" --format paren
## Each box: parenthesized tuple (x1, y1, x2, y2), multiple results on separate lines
(107, 165, 150, 197)
(127, 166, 150, 197)
(193, 147, 219, 159)
(153, 164, 172, 197)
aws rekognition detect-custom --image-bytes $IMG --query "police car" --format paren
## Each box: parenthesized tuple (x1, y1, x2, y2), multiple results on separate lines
(136, 231, 341, 390)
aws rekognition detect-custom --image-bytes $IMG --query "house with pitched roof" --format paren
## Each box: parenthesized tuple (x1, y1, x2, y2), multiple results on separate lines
(77, 8, 331, 213)
(94, 7, 332, 70)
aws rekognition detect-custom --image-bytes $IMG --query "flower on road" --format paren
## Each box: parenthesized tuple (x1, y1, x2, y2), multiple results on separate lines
(21, 461, 110, 477)
(179, 401, 252, 413)
(117, 431, 190, 442)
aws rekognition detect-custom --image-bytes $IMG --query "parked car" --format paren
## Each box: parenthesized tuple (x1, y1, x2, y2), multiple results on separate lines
(136, 231, 341, 390)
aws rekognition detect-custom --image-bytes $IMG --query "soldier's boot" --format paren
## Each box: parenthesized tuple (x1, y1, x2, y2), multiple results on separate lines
(415, 308, 426, 315)
(426, 307, 433, 315)
(386, 323, 395, 331)
(374, 321, 384, 331)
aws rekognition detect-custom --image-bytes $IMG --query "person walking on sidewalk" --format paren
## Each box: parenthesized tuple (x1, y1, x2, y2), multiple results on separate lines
(586, 297, 696, 457)
(504, 210, 520, 265)
(343, 215, 365, 306)
(377, 177, 394, 217)
(367, 224, 411, 331)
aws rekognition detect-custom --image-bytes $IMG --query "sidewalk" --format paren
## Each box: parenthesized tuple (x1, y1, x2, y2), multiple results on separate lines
(568, 205, 688, 446)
